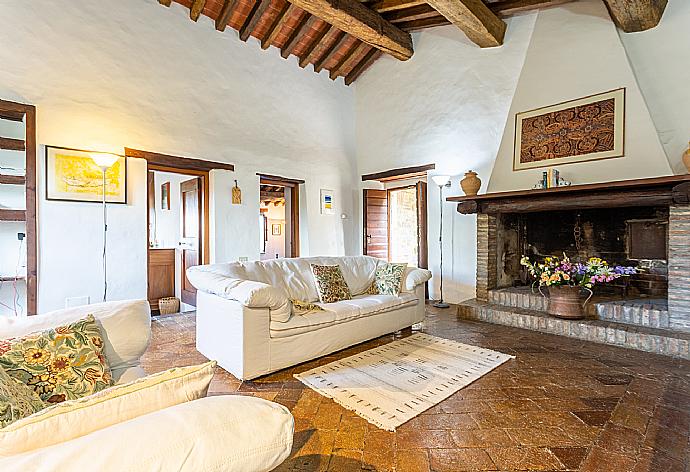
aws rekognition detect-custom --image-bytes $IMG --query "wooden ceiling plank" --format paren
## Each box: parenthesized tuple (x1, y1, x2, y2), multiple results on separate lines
(371, 0, 425, 13)
(601, 0, 667, 32)
(240, 0, 273, 42)
(285, 0, 413, 60)
(190, 0, 207, 21)
(299, 23, 333, 67)
(385, 4, 440, 23)
(280, 13, 310, 59)
(159, 0, 172, 6)
(344, 48, 381, 85)
(330, 42, 370, 80)
(424, 0, 506, 47)
(262, 3, 292, 49)
(313, 32, 347, 73)
(398, 15, 450, 31)
(488, 0, 574, 16)
(215, 0, 238, 31)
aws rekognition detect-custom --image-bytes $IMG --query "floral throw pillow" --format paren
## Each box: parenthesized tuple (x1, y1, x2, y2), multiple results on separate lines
(367, 263, 407, 296)
(310, 264, 352, 304)
(0, 365, 46, 428)
(290, 299, 326, 316)
(0, 315, 113, 404)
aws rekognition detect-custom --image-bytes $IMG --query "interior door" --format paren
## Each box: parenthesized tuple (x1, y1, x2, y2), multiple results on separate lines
(180, 177, 202, 306)
(363, 189, 389, 260)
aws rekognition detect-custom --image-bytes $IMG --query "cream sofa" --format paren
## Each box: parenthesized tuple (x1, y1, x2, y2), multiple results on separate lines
(0, 300, 294, 472)
(187, 256, 432, 380)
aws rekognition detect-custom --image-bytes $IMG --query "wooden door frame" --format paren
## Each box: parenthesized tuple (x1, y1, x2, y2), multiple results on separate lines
(0, 99, 37, 315)
(258, 174, 302, 258)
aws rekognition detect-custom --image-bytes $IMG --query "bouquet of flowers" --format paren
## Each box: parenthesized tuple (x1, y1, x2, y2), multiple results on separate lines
(520, 254, 637, 289)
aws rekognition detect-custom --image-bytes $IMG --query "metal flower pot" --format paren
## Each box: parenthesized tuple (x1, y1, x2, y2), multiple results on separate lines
(546, 285, 592, 319)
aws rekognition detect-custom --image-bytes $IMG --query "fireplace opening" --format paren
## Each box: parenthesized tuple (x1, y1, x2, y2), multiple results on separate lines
(497, 206, 668, 298)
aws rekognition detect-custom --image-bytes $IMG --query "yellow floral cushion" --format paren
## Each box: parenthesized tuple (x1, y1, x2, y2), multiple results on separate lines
(290, 298, 325, 316)
(0, 365, 46, 428)
(310, 264, 352, 304)
(367, 263, 407, 296)
(0, 315, 113, 404)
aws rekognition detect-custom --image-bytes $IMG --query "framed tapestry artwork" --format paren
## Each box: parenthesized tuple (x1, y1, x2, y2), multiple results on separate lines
(513, 88, 625, 171)
(45, 146, 127, 203)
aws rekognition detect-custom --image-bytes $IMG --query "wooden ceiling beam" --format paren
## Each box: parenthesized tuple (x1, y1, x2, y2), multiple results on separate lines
(488, 0, 574, 17)
(602, 0, 667, 32)
(280, 12, 310, 58)
(299, 23, 332, 67)
(424, 0, 506, 47)
(240, 0, 272, 42)
(285, 0, 413, 60)
(261, 3, 292, 49)
(215, 0, 237, 31)
(385, 4, 440, 23)
(190, 0, 207, 21)
(398, 15, 449, 31)
(345, 48, 381, 85)
(158, 0, 172, 6)
(330, 42, 370, 80)
(314, 32, 347, 73)
(371, 0, 425, 13)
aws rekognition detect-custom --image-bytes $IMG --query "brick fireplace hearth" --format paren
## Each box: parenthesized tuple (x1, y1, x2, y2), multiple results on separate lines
(450, 176, 690, 358)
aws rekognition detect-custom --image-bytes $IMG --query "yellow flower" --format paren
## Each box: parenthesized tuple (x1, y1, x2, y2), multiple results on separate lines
(24, 347, 51, 365)
(563, 274, 570, 281)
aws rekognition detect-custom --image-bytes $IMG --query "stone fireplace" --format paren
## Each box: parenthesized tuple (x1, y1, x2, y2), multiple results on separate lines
(451, 176, 690, 358)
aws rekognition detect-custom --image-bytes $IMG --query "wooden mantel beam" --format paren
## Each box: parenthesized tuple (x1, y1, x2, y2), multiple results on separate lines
(285, 0, 413, 60)
(424, 0, 506, 48)
(601, 0, 667, 33)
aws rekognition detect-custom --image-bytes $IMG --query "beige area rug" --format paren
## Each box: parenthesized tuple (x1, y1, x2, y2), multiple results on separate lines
(294, 333, 514, 431)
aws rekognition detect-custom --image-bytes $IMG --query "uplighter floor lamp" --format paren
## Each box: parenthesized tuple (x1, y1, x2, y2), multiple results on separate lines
(90, 153, 120, 302)
(431, 175, 451, 309)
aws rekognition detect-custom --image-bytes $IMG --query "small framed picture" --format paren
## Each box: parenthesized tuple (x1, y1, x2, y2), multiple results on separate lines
(45, 145, 127, 203)
(161, 182, 170, 210)
(320, 189, 334, 215)
(272, 224, 281, 236)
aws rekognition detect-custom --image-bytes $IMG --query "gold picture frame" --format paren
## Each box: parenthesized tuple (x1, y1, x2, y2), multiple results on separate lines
(513, 88, 625, 171)
(45, 146, 127, 203)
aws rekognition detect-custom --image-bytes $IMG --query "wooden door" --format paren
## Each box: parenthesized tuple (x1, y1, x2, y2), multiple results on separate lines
(363, 189, 388, 259)
(180, 177, 202, 306)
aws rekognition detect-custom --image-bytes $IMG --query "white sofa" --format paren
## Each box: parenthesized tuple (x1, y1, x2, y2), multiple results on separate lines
(187, 256, 432, 380)
(0, 300, 294, 472)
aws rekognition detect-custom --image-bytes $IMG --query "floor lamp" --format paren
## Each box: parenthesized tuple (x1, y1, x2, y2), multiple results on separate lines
(90, 153, 120, 302)
(431, 175, 451, 309)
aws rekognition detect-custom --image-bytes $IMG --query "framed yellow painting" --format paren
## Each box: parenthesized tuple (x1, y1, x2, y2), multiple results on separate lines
(45, 146, 127, 203)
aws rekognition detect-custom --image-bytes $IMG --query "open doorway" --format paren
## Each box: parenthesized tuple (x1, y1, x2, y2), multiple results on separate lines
(362, 164, 432, 271)
(258, 174, 302, 259)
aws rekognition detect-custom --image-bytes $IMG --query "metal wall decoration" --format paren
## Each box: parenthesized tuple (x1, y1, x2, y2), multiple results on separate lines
(514, 88, 625, 171)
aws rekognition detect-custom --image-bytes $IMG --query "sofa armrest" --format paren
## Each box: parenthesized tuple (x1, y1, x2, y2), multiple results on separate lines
(402, 267, 432, 292)
(186, 266, 288, 310)
(0, 396, 294, 472)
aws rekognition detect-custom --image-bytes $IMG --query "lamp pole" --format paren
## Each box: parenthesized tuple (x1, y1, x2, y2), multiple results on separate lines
(90, 153, 119, 303)
(431, 176, 450, 308)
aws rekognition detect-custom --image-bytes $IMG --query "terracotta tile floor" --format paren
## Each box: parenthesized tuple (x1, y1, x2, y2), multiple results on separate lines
(140, 304, 690, 471)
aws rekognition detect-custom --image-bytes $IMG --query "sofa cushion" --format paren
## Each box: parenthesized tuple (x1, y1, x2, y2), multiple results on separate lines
(311, 264, 352, 303)
(270, 293, 418, 338)
(0, 366, 45, 428)
(0, 315, 113, 404)
(368, 262, 407, 296)
(0, 361, 216, 457)
(0, 300, 151, 384)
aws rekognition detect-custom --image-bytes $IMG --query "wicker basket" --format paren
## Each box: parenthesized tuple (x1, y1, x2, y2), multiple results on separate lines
(158, 297, 180, 315)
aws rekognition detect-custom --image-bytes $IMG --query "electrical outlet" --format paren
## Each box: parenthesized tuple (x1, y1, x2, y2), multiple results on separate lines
(65, 296, 90, 308)
(238, 257, 249, 262)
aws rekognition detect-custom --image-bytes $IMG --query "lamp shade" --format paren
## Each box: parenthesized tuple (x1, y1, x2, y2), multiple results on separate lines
(91, 153, 120, 170)
(431, 175, 450, 187)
